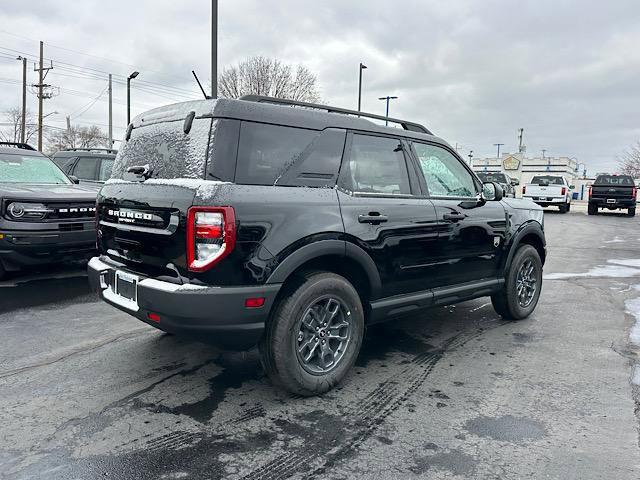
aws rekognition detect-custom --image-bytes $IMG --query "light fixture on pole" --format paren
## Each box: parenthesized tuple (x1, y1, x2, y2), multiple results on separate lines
(493, 143, 504, 159)
(357, 63, 367, 112)
(127, 71, 140, 125)
(378, 96, 398, 126)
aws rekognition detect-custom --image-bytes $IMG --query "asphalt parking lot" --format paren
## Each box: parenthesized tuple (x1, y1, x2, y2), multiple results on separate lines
(1, 207, 639, 480)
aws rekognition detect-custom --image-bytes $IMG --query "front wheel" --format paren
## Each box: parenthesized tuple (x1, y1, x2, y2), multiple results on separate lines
(492, 244, 543, 320)
(260, 272, 364, 396)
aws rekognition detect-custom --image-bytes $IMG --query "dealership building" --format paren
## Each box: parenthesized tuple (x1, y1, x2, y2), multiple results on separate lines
(470, 153, 593, 199)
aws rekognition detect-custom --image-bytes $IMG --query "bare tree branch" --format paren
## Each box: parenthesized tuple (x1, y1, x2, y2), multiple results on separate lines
(0, 108, 37, 144)
(46, 124, 110, 155)
(218, 56, 320, 102)
(619, 141, 640, 178)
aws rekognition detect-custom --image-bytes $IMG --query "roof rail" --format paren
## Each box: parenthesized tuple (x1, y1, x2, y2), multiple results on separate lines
(239, 95, 432, 135)
(0, 142, 36, 151)
(63, 148, 118, 154)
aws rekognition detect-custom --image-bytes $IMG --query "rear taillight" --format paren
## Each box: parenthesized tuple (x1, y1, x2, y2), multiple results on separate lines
(633, 187, 638, 200)
(186, 206, 236, 272)
(588, 186, 592, 198)
(561, 187, 566, 196)
(522, 186, 526, 195)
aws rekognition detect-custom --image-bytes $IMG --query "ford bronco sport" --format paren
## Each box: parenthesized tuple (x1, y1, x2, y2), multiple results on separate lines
(0, 142, 98, 280)
(88, 96, 546, 395)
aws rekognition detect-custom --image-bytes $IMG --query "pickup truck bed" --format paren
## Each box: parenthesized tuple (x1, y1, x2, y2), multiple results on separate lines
(522, 175, 572, 213)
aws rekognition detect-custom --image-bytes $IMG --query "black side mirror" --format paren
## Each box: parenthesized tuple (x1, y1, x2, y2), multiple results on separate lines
(482, 182, 504, 201)
(511, 178, 520, 186)
(69, 175, 80, 184)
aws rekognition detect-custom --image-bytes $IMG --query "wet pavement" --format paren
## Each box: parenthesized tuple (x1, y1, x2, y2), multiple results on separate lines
(1, 209, 639, 479)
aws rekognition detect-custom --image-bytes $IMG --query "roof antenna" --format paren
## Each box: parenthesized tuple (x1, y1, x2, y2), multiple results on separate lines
(192, 70, 210, 99)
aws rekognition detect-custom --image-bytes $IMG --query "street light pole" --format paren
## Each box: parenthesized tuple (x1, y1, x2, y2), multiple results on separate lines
(127, 71, 139, 125)
(16, 56, 27, 143)
(357, 62, 367, 112)
(378, 96, 398, 126)
(468, 150, 474, 166)
(494, 143, 504, 159)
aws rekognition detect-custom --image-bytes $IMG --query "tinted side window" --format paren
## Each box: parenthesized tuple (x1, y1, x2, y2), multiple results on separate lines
(235, 122, 319, 186)
(342, 134, 411, 195)
(53, 156, 77, 173)
(73, 157, 98, 180)
(413, 143, 476, 198)
(98, 158, 115, 181)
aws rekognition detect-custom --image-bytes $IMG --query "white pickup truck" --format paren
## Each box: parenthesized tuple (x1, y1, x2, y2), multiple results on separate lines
(522, 175, 574, 213)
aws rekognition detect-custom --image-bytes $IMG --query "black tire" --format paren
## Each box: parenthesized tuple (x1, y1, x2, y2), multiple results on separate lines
(0, 262, 6, 282)
(566, 202, 571, 212)
(491, 244, 543, 321)
(559, 203, 568, 213)
(588, 203, 597, 215)
(259, 272, 364, 396)
(628, 207, 636, 217)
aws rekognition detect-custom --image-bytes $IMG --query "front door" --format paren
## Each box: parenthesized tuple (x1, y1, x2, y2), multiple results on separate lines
(337, 133, 441, 298)
(409, 141, 508, 287)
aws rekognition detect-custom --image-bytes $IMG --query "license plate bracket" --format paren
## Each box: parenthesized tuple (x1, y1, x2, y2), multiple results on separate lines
(115, 271, 138, 302)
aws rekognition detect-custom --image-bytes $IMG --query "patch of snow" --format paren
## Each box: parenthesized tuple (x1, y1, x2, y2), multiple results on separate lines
(626, 289, 640, 347)
(632, 364, 640, 386)
(544, 259, 640, 280)
(604, 236, 624, 244)
(144, 178, 228, 188)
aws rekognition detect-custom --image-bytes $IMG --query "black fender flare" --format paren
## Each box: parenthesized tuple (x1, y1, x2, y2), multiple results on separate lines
(265, 239, 382, 298)
(502, 221, 546, 273)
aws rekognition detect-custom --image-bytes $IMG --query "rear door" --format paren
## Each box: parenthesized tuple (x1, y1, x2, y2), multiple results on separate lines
(409, 141, 507, 287)
(337, 132, 440, 298)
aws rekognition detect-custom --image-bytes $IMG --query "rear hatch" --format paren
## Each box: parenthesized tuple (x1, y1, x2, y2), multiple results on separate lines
(590, 175, 636, 203)
(98, 100, 227, 279)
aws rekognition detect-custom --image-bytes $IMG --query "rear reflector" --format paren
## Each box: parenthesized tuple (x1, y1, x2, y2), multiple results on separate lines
(147, 312, 161, 322)
(244, 297, 265, 308)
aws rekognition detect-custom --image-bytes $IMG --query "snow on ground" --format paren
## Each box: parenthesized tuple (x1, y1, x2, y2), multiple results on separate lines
(544, 259, 640, 280)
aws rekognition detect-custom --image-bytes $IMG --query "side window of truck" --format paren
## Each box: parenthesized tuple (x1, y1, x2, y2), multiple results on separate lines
(235, 122, 344, 187)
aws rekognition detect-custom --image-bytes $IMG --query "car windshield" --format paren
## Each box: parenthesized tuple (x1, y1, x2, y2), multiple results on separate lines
(531, 175, 563, 185)
(477, 173, 507, 183)
(595, 175, 634, 186)
(0, 153, 72, 184)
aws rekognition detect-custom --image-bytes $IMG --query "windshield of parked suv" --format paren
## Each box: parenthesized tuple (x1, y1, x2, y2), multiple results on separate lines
(0, 154, 72, 184)
(531, 175, 563, 185)
(477, 172, 507, 183)
(594, 175, 634, 186)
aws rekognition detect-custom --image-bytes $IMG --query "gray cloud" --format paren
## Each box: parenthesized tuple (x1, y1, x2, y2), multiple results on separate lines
(0, 0, 638, 172)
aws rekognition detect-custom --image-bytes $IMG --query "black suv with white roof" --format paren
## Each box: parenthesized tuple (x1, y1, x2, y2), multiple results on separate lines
(0, 143, 98, 279)
(88, 97, 546, 395)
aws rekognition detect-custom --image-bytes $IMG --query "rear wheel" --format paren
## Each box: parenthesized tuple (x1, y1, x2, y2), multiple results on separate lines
(588, 203, 597, 215)
(492, 244, 542, 320)
(260, 272, 364, 396)
(0, 262, 5, 281)
(566, 202, 571, 212)
(628, 207, 636, 217)
(559, 203, 568, 213)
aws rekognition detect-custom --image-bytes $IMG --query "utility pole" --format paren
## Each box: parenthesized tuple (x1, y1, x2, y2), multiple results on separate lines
(37, 41, 44, 151)
(33, 41, 54, 152)
(211, 0, 218, 98)
(357, 62, 367, 111)
(541, 149, 547, 160)
(468, 150, 474, 166)
(517, 128, 524, 153)
(108, 74, 113, 147)
(494, 143, 504, 159)
(378, 96, 398, 126)
(66, 116, 71, 133)
(17, 56, 27, 143)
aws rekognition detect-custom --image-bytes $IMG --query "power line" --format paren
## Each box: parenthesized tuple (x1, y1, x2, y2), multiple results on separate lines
(69, 84, 108, 119)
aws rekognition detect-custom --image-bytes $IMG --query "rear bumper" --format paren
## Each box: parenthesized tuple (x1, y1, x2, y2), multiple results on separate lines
(523, 196, 568, 207)
(88, 256, 281, 349)
(0, 228, 96, 271)
(589, 198, 636, 209)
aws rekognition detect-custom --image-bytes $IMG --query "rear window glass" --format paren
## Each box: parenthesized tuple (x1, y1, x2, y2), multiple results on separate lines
(531, 175, 563, 185)
(595, 175, 634, 185)
(111, 118, 213, 180)
(0, 154, 71, 184)
(235, 122, 343, 187)
(477, 172, 507, 183)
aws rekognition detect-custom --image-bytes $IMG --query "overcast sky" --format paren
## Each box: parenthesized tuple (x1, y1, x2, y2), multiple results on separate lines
(1, 0, 639, 173)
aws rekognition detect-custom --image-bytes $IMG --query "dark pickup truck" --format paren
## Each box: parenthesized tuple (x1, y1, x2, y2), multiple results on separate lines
(0, 143, 98, 279)
(588, 174, 637, 216)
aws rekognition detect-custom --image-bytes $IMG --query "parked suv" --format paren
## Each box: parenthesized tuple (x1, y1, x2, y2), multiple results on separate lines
(476, 172, 518, 198)
(52, 148, 117, 184)
(88, 97, 546, 395)
(0, 142, 98, 280)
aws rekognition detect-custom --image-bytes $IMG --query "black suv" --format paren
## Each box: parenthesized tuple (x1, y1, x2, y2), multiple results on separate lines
(52, 148, 117, 184)
(88, 97, 546, 395)
(476, 172, 518, 198)
(0, 143, 98, 279)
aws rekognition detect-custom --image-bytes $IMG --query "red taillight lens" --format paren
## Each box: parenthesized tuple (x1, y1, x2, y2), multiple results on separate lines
(561, 187, 566, 196)
(522, 186, 526, 194)
(633, 187, 637, 200)
(186, 206, 236, 272)
(588, 186, 592, 198)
